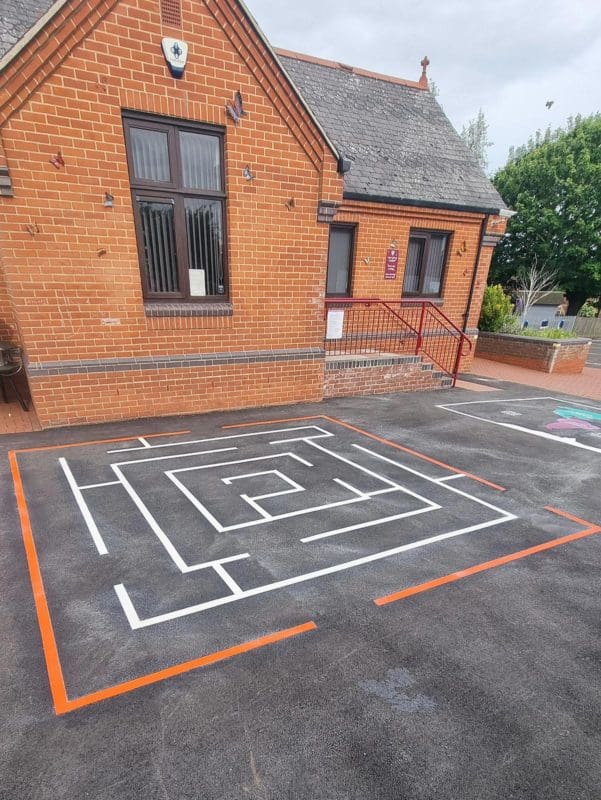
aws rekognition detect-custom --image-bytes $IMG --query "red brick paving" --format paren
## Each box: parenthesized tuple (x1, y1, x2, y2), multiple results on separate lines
(0, 400, 41, 435)
(467, 357, 601, 402)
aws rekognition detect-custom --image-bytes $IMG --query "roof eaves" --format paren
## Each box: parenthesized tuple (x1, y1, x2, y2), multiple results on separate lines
(0, 0, 69, 73)
(343, 191, 503, 216)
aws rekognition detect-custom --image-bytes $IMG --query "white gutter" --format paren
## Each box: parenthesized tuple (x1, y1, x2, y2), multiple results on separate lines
(0, 0, 70, 73)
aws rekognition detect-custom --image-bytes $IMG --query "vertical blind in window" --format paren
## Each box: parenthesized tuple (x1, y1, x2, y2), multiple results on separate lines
(185, 199, 224, 296)
(326, 226, 354, 295)
(138, 200, 179, 293)
(180, 132, 221, 191)
(124, 113, 227, 302)
(403, 232, 449, 296)
(403, 238, 424, 294)
(422, 234, 447, 294)
(130, 128, 170, 182)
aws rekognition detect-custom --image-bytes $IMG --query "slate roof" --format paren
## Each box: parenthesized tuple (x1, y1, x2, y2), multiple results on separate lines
(0, 0, 56, 60)
(279, 52, 507, 213)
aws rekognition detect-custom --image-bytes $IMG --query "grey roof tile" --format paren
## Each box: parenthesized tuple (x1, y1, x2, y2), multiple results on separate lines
(0, 0, 55, 59)
(280, 54, 506, 212)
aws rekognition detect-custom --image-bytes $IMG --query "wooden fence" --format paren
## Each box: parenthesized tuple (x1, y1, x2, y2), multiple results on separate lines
(573, 317, 601, 339)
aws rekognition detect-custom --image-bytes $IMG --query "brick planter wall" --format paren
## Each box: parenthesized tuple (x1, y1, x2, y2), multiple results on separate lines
(324, 355, 452, 398)
(475, 332, 591, 374)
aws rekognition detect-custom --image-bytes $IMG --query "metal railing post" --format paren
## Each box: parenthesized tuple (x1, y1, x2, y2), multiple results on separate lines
(416, 302, 426, 355)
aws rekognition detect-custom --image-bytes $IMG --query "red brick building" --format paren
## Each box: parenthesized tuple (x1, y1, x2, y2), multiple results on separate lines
(0, 0, 509, 427)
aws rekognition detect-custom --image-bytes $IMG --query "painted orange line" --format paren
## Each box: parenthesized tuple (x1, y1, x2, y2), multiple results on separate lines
(11, 437, 314, 714)
(9, 451, 70, 715)
(62, 621, 316, 714)
(10, 429, 191, 454)
(375, 509, 601, 607)
(543, 505, 597, 527)
(222, 414, 505, 491)
(320, 416, 506, 491)
(222, 415, 323, 429)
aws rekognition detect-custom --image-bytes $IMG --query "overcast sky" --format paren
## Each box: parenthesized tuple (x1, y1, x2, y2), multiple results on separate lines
(245, 0, 601, 174)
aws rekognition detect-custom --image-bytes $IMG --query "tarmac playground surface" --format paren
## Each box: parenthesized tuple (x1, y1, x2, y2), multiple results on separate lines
(1, 381, 600, 799)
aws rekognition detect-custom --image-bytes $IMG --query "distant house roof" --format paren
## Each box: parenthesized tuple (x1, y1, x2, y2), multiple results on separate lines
(277, 50, 507, 214)
(0, 0, 56, 61)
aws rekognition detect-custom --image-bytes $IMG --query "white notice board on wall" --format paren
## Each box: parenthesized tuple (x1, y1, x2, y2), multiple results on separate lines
(326, 309, 344, 339)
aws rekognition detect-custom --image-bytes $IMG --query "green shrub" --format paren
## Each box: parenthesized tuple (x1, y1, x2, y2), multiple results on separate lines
(578, 302, 597, 317)
(479, 285, 514, 332)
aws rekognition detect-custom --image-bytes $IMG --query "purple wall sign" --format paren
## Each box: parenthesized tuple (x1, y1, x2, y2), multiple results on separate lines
(384, 248, 399, 280)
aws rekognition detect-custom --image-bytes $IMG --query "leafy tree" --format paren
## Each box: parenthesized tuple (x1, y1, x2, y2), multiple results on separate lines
(490, 114, 601, 315)
(460, 109, 493, 172)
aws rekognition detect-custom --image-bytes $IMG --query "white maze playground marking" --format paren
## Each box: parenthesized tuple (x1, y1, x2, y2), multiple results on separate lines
(58, 424, 516, 629)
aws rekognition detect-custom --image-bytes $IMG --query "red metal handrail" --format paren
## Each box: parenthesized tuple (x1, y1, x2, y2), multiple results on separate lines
(324, 297, 472, 385)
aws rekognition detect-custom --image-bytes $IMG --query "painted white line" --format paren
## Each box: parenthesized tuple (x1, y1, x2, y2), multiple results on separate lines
(113, 511, 513, 628)
(434, 474, 466, 483)
(438, 395, 601, 411)
(106, 425, 332, 453)
(79, 480, 122, 490)
(168, 468, 404, 533)
(110, 464, 189, 572)
(352, 444, 515, 518)
(333, 478, 369, 499)
(240, 494, 273, 520)
(213, 562, 244, 595)
(114, 583, 141, 628)
(222, 469, 304, 500)
(59, 457, 108, 555)
(183, 553, 250, 574)
(438, 406, 601, 455)
(301, 505, 436, 543)
(306, 439, 439, 508)
(138, 437, 152, 448)
(113, 447, 238, 467)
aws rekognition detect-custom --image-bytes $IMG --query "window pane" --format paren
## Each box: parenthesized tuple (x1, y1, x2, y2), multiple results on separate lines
(327, 227, 353, 295)
(185, 198, 225, 296)
(130, 128, 170, 182)
(403, 238, 424, 293)
(423, 234, 447, 294)
(180, 132, 222, 190)
(138, 200, 179, 293)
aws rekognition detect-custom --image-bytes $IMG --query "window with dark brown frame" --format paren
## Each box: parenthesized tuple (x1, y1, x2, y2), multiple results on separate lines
(326, 224, 356, 296)
(402, 230, 450, 297)
(123, 112, 228, 302)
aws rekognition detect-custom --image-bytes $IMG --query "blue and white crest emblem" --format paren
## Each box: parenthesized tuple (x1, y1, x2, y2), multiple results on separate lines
(161, 37, 188, 78)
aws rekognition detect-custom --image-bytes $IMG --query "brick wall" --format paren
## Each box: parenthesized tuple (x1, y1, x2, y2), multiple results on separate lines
(324, 355, 452, 398)
(0, 253, 19, 342)
(31, 355, 325, 426)
(476, 332, 591, 374)
(0, 0, 343, 426)
(333, 201, 504, 371)
(0, 0, 503, 427)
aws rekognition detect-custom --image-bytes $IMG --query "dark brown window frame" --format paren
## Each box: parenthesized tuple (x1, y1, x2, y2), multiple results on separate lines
(326, 223, 357, 298)
(123, 110, 229, 303)
(402, 228, 451, 298)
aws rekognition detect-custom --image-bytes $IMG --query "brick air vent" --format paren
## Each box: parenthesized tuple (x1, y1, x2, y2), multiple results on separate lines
(161, 0, 182, 27)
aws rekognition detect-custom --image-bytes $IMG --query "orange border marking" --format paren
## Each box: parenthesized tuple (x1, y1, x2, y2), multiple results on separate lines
(12, 429, 191, 454)
(63, 622, 316, 713)
(223, 414, 505, 491)
(9, 432, 315, 715)
(374, 507, 601, 606)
